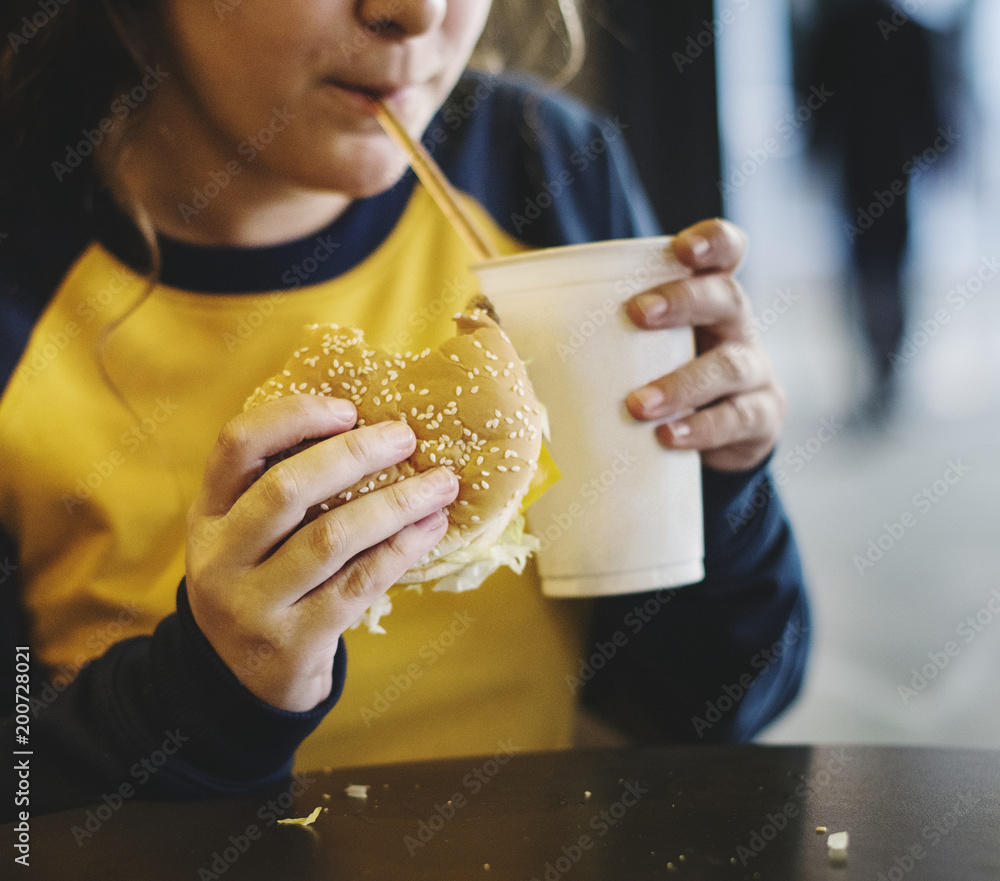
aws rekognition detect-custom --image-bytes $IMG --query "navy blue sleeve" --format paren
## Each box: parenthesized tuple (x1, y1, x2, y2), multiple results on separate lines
(580, 459, 810, 742)
(1, 572, 346, 823)
(436, 75, 810, 741)
(436, 72, 662, 247)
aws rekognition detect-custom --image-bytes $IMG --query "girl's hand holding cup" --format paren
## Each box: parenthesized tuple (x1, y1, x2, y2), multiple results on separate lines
(625, 219, 787, 473)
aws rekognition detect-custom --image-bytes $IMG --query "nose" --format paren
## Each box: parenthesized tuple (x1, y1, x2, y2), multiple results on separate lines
(357, 0, 447, 37)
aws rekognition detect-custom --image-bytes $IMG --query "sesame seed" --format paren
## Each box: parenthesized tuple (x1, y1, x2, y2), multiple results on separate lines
(482, 480, 489, 489)
(471, 386, 479, 393)
(471, 515, 480, 522)
(419, 389, 429, 396)
(456, 387, 462, 395)
(511, 465, 521, 472)
(450, 354, 460, 362)
(378, 474, 388, 481)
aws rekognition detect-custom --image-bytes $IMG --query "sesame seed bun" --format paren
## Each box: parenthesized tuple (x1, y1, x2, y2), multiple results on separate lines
(244, 306, 544, 586)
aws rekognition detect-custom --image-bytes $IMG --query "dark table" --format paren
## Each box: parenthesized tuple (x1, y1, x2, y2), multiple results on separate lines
(7, 744, 1000, 880)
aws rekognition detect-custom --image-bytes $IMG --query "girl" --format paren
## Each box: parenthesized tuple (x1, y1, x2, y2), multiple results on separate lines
(0, 0, 808, 820)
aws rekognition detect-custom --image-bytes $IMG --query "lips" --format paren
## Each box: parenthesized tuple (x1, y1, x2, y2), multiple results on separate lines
(321, 76, 423, 117)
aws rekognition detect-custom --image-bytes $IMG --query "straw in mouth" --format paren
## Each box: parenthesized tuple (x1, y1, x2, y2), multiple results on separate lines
(368, 96, 499, 263)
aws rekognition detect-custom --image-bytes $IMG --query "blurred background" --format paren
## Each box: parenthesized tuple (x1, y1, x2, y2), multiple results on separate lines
(538, 0, 999, 748)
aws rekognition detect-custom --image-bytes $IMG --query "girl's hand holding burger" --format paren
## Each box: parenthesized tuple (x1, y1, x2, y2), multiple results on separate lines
(624, 219, 787, 473)
(185, 395, 458, 713)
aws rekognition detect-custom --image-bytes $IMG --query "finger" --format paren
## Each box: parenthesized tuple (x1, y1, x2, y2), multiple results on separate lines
(197, 395, 357, 517)
(626, 341, 772, 421)
(293, 510, 451, 637)
(225, 420, 419, 561)
(625, 272, 751, 335)
(671, 218, 748, 273)
(653, 387, 784, 455)
(259, 466, 459, 605)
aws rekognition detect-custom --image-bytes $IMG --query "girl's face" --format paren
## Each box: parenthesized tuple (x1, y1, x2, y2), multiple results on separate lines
(153, 0, 493, 198)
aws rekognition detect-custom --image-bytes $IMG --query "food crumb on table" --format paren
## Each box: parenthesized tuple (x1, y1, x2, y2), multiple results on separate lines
(827, 830, 849, 864)
(276, 806, 323, 826)
(344, 784, 370, 799)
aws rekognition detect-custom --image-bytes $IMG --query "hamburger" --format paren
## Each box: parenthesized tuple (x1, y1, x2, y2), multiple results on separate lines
(244, 305, 545, 632)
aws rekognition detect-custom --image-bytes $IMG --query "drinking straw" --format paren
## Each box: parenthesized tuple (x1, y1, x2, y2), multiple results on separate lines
(370, 97, 499, 262)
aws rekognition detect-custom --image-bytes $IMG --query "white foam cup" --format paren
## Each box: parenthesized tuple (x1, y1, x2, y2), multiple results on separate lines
(471, 236, 704, 598)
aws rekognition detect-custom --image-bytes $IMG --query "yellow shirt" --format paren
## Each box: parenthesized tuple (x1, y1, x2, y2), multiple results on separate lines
(0, 185, 587, 769)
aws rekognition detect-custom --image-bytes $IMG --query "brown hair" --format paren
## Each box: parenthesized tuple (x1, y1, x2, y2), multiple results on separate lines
(1, 1, 584, 225)
(0, 1, 157, 247)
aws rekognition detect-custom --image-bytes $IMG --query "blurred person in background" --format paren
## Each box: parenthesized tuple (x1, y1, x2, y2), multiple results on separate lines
(797, 0, 948, 426)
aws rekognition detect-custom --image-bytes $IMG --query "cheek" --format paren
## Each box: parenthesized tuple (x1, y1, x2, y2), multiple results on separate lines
(163, 4, 314, 136)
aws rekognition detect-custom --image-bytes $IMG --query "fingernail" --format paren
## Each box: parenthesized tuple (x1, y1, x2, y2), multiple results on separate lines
(415, 510, 448, 531)
(668, 421, 691, 441)
(380, 421, 414, 449)
(688, 235, 710, 258)
(635, 293, 668, 322)
(423, 467, 457, 494)
(630, 386, 664, 414)
(327, 397, 356, 418)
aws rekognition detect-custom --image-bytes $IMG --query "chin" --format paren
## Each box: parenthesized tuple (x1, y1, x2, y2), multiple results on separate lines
(297, 138, 414, 201)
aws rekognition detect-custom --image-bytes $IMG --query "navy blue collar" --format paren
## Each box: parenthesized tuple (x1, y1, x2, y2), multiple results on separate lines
(95, 170, 417, 294)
